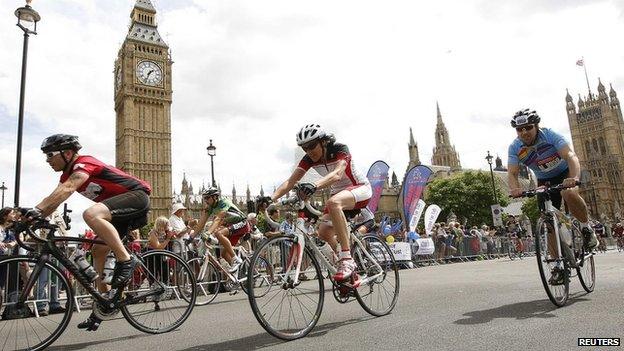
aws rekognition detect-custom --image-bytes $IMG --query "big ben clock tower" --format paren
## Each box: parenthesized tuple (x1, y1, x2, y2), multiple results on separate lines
(114, 0, 172, 220)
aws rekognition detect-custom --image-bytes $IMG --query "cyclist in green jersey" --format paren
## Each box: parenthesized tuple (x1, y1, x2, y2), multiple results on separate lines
(195, 187, 249, 272)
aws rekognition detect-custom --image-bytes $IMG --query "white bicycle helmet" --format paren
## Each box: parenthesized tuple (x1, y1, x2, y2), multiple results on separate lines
(296, 124, 326, 146)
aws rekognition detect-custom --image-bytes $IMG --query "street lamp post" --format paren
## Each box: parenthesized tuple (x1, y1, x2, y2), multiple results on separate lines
(0, 182, 7, 208)
(206, 139, 216, 187)
(13, 0, 41, 207)
(485, 151, 499, 204)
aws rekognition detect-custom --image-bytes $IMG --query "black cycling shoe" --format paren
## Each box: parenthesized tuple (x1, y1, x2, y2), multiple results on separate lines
(77, 313, 102, 331)
(548, 267, 565, 285)
(110, 257, 139, 288)
(581, 227, 598, 250)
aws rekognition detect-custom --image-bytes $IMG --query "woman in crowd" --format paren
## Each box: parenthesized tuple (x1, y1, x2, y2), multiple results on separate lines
(147, 216, 175, 311)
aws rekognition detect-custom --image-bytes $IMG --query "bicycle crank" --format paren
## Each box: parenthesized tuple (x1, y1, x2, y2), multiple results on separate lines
(91, 301, 120, 321)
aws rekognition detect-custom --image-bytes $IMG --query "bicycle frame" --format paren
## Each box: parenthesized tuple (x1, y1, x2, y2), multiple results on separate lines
(281, 218, 384, 287)
(536, 195, 592, 268)
(197, 244, 250, 285)
(14, 224, 166, 311)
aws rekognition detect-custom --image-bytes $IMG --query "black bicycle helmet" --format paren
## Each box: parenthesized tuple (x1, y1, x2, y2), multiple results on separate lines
(40, 134, 82, 153)
(202, 186, 220, 197)
(510, 109, 540, 128)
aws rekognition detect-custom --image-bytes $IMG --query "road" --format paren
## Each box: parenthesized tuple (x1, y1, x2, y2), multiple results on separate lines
(50, 251, 623, 351)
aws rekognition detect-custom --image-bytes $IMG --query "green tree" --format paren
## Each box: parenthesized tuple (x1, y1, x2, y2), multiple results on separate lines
(521, 196, 540, 224)
(425, 171, 509, 226)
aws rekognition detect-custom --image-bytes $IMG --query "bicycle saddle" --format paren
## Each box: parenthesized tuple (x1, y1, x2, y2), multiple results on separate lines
(343, 209, 361, 219)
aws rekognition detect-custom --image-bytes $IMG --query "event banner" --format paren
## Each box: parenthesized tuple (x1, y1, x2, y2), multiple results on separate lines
(414, 238, 435, 255)
(408, 199, 426, 232)
(424, 204, 442, 235)
(366, 160, 390, 214)
(402, 165, 433, 226)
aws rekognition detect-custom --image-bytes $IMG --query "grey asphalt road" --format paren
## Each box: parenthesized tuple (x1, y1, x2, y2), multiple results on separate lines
(50, 251, 623, 351)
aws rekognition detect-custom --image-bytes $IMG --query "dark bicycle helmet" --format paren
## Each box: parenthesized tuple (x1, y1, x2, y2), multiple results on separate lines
(40, 134, 82, 153)
(510, 109, 540, 128)
(202, 186, 220, 197)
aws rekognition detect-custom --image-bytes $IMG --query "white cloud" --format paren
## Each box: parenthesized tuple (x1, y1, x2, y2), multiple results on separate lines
(0, 0, 622, 232)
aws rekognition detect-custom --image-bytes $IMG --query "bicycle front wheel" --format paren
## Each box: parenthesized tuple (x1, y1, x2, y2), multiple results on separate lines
(535, 220, 569, 307)
(187, 257, 220, 305)
(351, 235, 400, 316)
(121, 250, 196, 333)
(247, 236, 324, 340)
(0, 256, 74, 351)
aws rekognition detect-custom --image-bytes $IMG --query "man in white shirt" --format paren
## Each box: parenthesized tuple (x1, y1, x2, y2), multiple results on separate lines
(169, 203, 193, 256)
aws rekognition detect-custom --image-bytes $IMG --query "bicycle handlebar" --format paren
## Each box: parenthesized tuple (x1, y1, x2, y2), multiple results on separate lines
(513, 180, 582, 199)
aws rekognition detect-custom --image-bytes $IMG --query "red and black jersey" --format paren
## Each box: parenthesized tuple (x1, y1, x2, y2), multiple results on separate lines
(60, 155, 151, 202)
(297, 143, 369, 195)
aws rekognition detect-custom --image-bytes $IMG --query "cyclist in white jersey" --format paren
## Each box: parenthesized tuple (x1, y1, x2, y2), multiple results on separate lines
(271, 124, 372, 281)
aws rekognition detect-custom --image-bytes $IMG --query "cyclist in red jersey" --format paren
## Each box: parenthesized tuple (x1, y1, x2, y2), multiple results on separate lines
(271, 124, 372, 281)
(27, 134, 151, 331)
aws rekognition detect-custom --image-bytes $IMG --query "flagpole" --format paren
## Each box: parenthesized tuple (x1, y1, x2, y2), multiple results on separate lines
(582, 56, 591, 96)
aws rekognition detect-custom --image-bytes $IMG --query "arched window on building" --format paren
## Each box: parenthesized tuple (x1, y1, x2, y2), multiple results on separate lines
(599, 137, 607, 155)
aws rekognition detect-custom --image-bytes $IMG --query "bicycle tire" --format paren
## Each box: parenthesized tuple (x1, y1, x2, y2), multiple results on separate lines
(0, 256, 74, 351)
(535, 220, 569, 307)
(187, 257, 220, 306)
(247, 236, 324, 340)
(239, 255, 272, 297)
(351, 235, 400, 316)
(121, 250, 196, 333)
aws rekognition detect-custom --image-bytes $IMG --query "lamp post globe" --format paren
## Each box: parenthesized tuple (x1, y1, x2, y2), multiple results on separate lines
(207, 139, 216, 187)
(13, 0, 40, 207)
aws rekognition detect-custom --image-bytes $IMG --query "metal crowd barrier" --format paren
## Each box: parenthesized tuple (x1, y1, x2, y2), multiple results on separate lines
(410, 235, 538, 267)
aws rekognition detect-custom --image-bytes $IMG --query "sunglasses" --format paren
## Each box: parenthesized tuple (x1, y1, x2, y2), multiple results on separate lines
(45, 151, 62, 159)
(301, 141, 319, 152)
(515, 125, 534, 133)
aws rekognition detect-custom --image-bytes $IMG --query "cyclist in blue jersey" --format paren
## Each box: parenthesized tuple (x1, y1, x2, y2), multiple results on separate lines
(507, 109, 598, 252)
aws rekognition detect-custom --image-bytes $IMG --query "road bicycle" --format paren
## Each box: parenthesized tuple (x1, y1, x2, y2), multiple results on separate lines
(515, 182, 595, 307)
(246, 192, 400, 340)
(186, 238, 272, 305)
(0, 211, 196, 351)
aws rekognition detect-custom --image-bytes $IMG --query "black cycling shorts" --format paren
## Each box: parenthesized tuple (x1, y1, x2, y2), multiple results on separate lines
(537, 169, 569, 212)
(101, 190, 150, 237)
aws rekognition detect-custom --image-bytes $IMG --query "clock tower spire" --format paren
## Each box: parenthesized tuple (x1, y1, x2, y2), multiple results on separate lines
(114, 0, 173, 221)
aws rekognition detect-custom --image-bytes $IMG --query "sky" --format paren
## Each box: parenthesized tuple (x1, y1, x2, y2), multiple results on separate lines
(0, 0, 623, 232)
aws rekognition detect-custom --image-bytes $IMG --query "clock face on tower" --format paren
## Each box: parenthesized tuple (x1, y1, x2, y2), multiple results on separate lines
(136, 60, 163, 86)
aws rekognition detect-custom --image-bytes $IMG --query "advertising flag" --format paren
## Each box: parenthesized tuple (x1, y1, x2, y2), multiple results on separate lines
(408, 199, 426, 232)
(366, 160, 390, 214)
(402, 165, 433, 226)
(424, 204, 442, 235)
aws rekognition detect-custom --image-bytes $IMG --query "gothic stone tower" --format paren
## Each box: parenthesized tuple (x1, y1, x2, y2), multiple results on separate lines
(114, 0, 173, 221)
(431, 102, 461, 170)
(566, 79, 624, 220)
(406, 127, 421, 172)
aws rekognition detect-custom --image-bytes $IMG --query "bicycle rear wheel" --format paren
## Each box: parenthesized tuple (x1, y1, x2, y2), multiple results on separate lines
(239, 256, 272, 297)
(351, 235, 400, 316)
(0, 256, 74, 351)
(247, 236, 324, 340)
(187, 257, 220, 305)
(535, 220, 569, 307)
(121, 250, 196, 333)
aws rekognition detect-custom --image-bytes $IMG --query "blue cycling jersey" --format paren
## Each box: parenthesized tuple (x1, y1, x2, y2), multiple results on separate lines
(508, 128, 569, 180)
